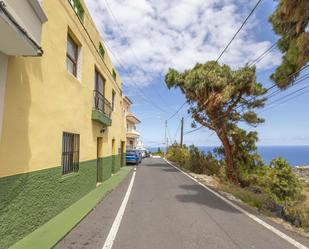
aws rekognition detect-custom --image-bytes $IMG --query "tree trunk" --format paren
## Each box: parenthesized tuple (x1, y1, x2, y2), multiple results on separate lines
(218, 131, 239, 185)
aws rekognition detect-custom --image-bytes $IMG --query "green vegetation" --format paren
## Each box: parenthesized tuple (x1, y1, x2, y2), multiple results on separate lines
(69, 0, 85, 20)
(10, 167, 132, 249)
(112, 69, 117, 81)
(153, 147, 164, 157)
(269, 0, 309, 88)
(167, 144, 222, 176)
(0, 155, 121, 249)
(160, 0, 309, 234)
(166, 143, 189, 166)
(99, 43, 105, 58)
(165, 62, 266, 184)
(166, 145, 309, 230)
(167, 144, 223, 177)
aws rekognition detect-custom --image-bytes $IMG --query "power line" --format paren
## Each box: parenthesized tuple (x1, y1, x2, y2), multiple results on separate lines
(184, 125, 204, 135)
(183, 68, 309, 135)
(172, 7, 301, 126)
(259, 82, 309, 114)
(102, 0, 171, 109)
(247, 25, 298, 68)
(187, 38, 302, 120)
(220, 27, 308, 113)
(167, 102, 187, 121)
(247, 42, 278, 67)
(166, 0, 263, 121)
(102, 39, 171, 114)
(264, 72, 309, 99)
(259, 76, 309, 114)
(167, 125, 173, 144)
(234, 65, 309, 112)
(268, 84, 309, 106)
(215, 0, 263, 64)
(172, 120, 182, 142)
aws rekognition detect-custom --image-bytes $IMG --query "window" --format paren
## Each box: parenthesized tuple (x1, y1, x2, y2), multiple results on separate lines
(94, 69, 112, 117)
(69, 0, 84, 20)
(99, 43, 105, 58)
(61, 132, 80, 175)
(112, 90, 116, 111)
(66, 35, 78, 77)
(94, 69, 105, 95)
(112, 69, 117, 81)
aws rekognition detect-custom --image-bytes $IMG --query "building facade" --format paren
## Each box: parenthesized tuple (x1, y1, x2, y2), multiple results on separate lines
(123, 96, 141, 149)
(0, 0, 126, 247)
(0, 0, 48, 142)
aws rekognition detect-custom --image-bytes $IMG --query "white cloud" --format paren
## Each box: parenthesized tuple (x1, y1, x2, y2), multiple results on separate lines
(85, 0, 280, 87)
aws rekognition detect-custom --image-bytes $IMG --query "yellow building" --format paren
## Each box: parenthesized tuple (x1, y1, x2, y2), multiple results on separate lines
(0, 0, 126, 247)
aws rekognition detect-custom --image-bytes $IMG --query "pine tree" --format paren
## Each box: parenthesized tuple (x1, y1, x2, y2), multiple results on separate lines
(269, 0, 309, 88)
(165, 62, 266, 184)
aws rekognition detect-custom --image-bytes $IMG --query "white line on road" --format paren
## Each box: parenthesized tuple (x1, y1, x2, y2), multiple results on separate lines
(163, 158, 308, 249)
(102, 170, 136, 249)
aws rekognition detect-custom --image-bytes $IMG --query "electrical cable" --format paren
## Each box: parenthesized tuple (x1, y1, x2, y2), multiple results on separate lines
(102, 0, 172, 109)
(183, 68, 309, 135)
(165, 0, 264, 121)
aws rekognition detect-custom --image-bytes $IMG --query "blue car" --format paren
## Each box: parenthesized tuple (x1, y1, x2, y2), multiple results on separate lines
(126, 150, 141, 165)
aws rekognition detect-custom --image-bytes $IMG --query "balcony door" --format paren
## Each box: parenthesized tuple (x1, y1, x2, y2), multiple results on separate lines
(95, 69, 104, 94)
(94, 69, 105, 111)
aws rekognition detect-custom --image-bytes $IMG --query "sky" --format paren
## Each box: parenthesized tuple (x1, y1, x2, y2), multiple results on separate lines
(84, 0, 309, 148)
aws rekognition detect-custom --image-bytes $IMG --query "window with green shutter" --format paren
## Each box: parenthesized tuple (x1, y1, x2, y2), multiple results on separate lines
(69, 0, 85, 21)
(99, 43, 105, 58)
(112, 69, 117, 81)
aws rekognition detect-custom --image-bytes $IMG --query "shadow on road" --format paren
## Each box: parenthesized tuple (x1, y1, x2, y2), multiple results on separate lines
(162, 168, 179, 173)
(145, 163, 170, 168)
(176, 184, 241, 213)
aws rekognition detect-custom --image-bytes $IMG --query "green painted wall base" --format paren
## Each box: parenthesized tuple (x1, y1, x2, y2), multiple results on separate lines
(10, 167, 132, 249)
(0, 155, 122, 249)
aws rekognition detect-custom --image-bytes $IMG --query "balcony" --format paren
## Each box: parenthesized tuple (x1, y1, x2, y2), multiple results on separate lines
(0, 0, 47, 56)
(92, 90, 112, 126)
(126, 112, 140, 124)
(126, 127, 140, 138)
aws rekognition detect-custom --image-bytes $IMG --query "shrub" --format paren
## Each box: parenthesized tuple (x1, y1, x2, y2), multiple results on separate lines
(265, 158, 303, 205)
(285, 204, 309, 230)
(166, 143, 189, 166)
(220, 183, 270, 211)
(186, 145, 221, 176)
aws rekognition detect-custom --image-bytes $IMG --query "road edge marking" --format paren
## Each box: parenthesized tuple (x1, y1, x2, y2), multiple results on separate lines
(163, 158, 308, 249)
(102, 168, 136, 249)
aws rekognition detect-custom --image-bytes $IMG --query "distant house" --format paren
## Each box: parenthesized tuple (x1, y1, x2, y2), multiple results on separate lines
(123, 96, 141, 149)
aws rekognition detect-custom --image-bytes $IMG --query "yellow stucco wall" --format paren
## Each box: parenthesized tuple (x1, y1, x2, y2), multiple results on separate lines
(0, 0, 126, 177)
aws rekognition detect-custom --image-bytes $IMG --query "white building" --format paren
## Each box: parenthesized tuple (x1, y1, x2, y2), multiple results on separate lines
(0, 0, 47, 141)
(123, 96, 141, 149)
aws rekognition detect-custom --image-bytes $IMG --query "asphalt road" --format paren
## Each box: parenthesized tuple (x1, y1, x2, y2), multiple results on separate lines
(56, 158, 309, 249)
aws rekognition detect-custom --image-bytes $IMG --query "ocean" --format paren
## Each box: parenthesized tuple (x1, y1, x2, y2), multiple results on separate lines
(148, 146, 309, 166)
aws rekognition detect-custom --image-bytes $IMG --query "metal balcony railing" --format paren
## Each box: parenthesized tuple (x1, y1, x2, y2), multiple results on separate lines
(93, 90, 112, 118)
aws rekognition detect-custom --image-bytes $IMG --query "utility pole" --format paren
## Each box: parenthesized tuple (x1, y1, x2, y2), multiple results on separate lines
(180, 117, 184, 147)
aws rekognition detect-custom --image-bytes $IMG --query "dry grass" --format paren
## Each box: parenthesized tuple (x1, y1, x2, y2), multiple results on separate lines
(190, 173, 221, 188)
(304, 187, 309, 207)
